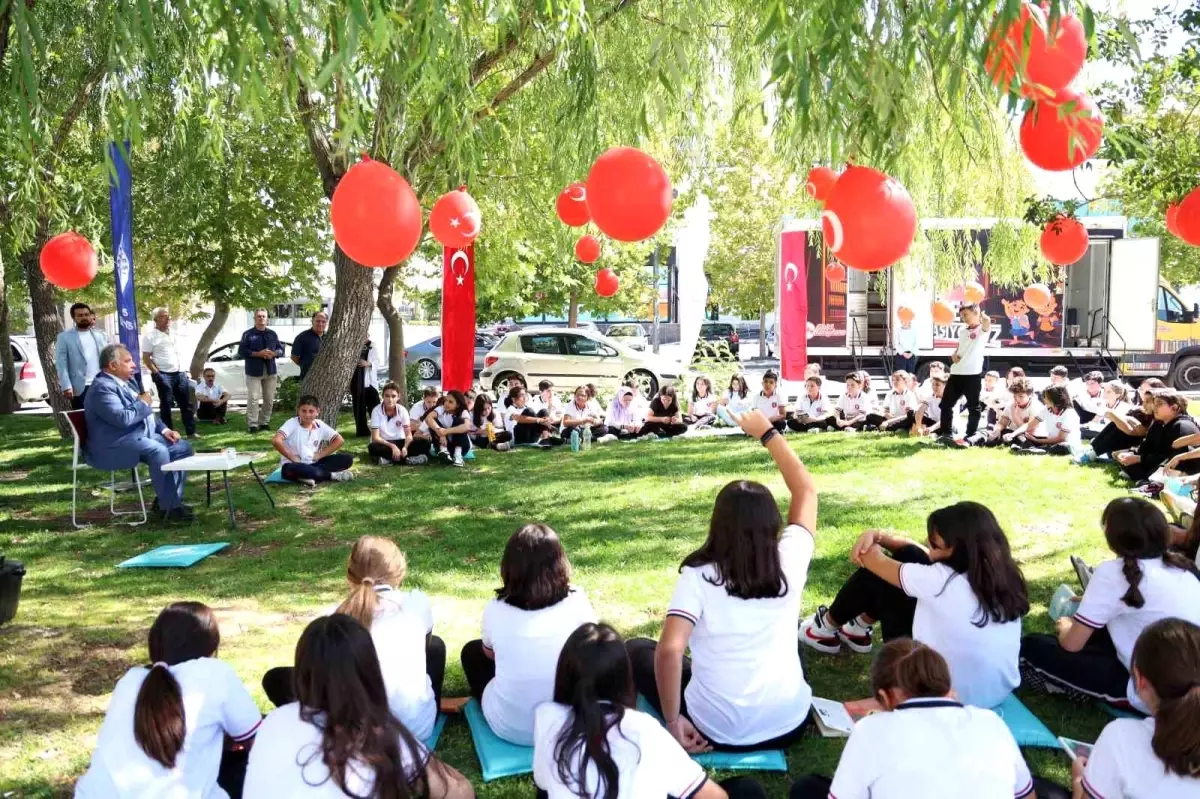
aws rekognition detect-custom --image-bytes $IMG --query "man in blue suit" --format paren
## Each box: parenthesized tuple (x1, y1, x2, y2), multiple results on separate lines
(84, 344, 195, 521)
(54, 303, 109, 410)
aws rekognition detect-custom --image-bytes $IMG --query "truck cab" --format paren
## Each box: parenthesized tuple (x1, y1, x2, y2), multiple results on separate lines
(1119, 281, 1200, 389)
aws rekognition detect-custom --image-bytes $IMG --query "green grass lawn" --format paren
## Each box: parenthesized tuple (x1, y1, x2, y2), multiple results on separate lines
(0, 411, 1134, 797)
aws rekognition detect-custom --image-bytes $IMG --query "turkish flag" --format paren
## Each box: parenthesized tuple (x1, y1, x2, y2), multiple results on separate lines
(778, 230, 809, 382)
(441, 245, 476, 392)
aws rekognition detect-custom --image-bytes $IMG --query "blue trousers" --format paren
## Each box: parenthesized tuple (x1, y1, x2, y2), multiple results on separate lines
(133, 434, 194, 511)
(153, 371, 196, 435)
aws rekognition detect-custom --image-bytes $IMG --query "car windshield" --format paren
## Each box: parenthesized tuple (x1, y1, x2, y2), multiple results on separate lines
(701, 324, 732, 336)
(608, 325, 641, 336)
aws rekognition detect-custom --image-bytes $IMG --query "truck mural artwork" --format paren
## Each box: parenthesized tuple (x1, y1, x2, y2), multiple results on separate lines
(777, 217, 1200, 389)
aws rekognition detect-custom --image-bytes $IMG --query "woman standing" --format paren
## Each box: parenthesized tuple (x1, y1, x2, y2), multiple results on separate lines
(351, 335, 382, 438)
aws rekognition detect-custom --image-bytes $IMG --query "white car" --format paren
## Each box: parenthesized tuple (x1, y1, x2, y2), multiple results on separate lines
(479, 327, 681, 399)
(7, 336, 48, 405)
(203, 340, 302, 403)
(605, 323, 649, 351)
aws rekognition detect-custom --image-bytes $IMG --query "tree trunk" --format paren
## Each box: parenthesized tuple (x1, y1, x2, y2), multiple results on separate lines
(377, 265, 407, 400)
(189, 297, 230, 379)
(302, 244, 375, 426)
(568, 291, 579, 328)
(19, 236, 71, 436)
(0, 255, 17, 414)
(758, 306, 766, 360)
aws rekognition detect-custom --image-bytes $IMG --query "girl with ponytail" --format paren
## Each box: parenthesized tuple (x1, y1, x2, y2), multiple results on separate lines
(790, 639, 1035, 799)
(76, 602, 262, 797)
(533, 622, 765, 799)
(261, 536, 443, 741)
(1075, 618, 1200, 798)
(1021, 497, 1200, 713)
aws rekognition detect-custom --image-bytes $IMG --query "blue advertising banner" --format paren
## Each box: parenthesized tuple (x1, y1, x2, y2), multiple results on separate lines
(108, 141, 141, 386)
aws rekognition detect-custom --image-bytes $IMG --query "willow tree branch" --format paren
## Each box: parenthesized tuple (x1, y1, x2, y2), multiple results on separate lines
(282, 35, 340, 197)
(49, 60, 105, 161)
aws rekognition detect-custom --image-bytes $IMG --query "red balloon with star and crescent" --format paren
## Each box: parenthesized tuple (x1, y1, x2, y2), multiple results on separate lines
(430, 188, 482, 249)
(556, 183, 591, 227)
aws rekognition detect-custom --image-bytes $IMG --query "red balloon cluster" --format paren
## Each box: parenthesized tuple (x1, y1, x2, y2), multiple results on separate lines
(430, 187, 481, 250)
(40, 232, 98, 290)
(1040, 216, 1089, 265)
(820, 165, 917, 272)
(805, 167, 839, 203)
(586, 147, 673, 242)
(575, 235, 602, 264)
(987, 3, 1087, 96)
(556, 183, 591, 227)
(331, 158, 423, 267)
(1170, 188, 1200, 247)
(825, 262, 846, 283)
(594, 268, 619, 298)
(1020, 90, 1104, 172)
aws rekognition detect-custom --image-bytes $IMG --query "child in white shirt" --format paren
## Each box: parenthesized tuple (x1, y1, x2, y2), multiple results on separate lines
(684, 376, 719, 428)
(1011, 384, 1080, 456)
(976, 377, 1043, 447)
(979, 370, 1008, 427)
(272, 394, 354, 485)
(865, 371, 917, 433)
(788, 376, 835, 432)
(369, 382, 431, 465)
(1072, 370, 1107, 425)
(1082, 380, 1132, 440)
(716, 374, 753, 426)
(835, 372, 874, 431)
(913, 376, 947, 437)
(753, 371, 787, 432)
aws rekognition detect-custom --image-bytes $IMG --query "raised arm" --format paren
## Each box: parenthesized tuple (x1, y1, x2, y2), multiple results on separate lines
(731, 409, 817, 533)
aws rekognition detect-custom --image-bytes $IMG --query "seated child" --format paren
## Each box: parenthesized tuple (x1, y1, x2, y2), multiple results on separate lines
(912, 376, 947, 437)
(1072, 370, 1107, 425)
(460, 524, 597, 745)
(602, 386, 647, 440)
(716, 374, 753, 426)
(684, 376, 719, 428)
(974, 377, 1042, 447)
(1049, 364, 1069, 388)
(369, 382, 431, 466)
(1005, 366, 1026, 389)
(919, 361, 947, 398)
(788, 376, 836, 432)
(1085, 378, 1163, 462)
(529, 379, 565, 426)
(503, 385, 564, 447)
(410, 386, 441, 447)
(273, 394, 354, 484)
(1083, 380, 1132, 440)
(428, 389, 472, 466)
(835, 372, 874, 431)
(865, 371, 916, 433)
(753, 371, 788, 432)
(469, 394, 512, 451)
(561, 385, 608, 443)
(194, 368, 230, 424)
(979, 370, 1008, 427)
(1116, 389, 1199, 483)
(1010, 385, 1080, 456)
(640, 385, 689, 439)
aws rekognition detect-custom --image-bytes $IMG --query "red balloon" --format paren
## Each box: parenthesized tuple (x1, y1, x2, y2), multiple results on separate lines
(575, 234, 602, 264)
(331, 158, 422, 267)
(805, 167, 838, 202)
(556, 182, 591, 227)
(594, 268, 619, 298)
(825, 262, 846, 282)
(1040, 216, 1089, 265)
(988, 4, 1087, 94)
(1024, 283, 1053, 309)
(820, 165, 917, 272)
(931, 300, 955, 326)
(429, 188, 481, 249)
(40, 232, 98, 290)
(1166, 204, 1182, 238)
(1020, 91, 1104, 172)
(963, 281, 986, 304)
(586, 147, 672, 242)
(1177, 187, 1200, 247)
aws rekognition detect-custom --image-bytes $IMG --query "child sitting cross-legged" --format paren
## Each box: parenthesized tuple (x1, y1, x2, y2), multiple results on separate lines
(912, 375, 947, 437)
(753, 371, 788, 432)
(273, 394, 355, 485)
(979, 370, 1009, 428)
(601, 386, 646, 441)
(469, 394, 512, 451)
(561, 384, 608, 443)
(1009, 384, 1080, 456)
(684, 376, 719, 429)
(835, 372, 874, 431)
(865, 371, 916, 433)
(972, 377, 1042, 447)
(368, 382, 431, 466)
(788, 376, 836, 432)
(640, 385, 689, 439)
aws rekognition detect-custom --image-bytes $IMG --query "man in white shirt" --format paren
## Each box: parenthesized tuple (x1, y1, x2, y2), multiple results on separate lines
(141, 307, 197, 438)
(54, 302, 109, 409)
(194, 368, 230, 424)
(939, 303, 991, 443)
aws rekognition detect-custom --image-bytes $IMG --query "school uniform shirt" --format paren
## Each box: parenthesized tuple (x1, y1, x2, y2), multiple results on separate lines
(75, 658, 262, 798)
(828, 698, 1033, 799)
(481, 588, 597, 745)
(753, 391, 785, 419)
(277, 417, 337, 466)
(468, 408, 503, 436)
(409, 401, 437, 435)
(667, 524, 815, 745)
(1072, 385, 1106, 417)
(533, 704, 707, 799)
(980, 384, 1010, 413)
(920, 392, 943, 421)
(141, 327, 182, 373)
(724, 389, 753, 414)
(528, 394, 564, 417)
(195, 382, 226, 402)
(1074, 557, 1200, 711)
(366, 587, 437, 740)
(1000, 397, 1044, 429)
(898, 563, 1021, 708)
(1082, 716, 1200, 799)
(837, 391, 873, 418)
(244, 702, 426, 798)
(951, 324, 988, 376)
(561, 401, 600, 423)
(1033, 405, 1081, 446)
(1085, 401, 1133, 432)
(434, 407, 467, 431)
(883, 389, 916, 418)
(690, 393, 719, 416)
(369, 403, 411, 443)
(501, 403, 531, 435)
(794, 394, 830, 418)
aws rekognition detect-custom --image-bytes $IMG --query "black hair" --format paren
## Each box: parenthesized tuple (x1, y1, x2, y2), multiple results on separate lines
(505, 383, 527, 409)
(806, 376, 823, 388)
(1085, 370, 1104, 383)
(444, 389, 468, 418)
(1130, 618, 1200, 778)
(681, 480, 788, 600)
(870, 638, 952, 700)
(472, 394, 494, 429)
(497, 524, 572, 611)
(927, 502, 1029, 626)
(294, 614, 426, 799)
(1041, 385, 1070, 411)
(297, 394, 321, 410)
(763, 371, 778, 383)
(1050, 365, 1069, 377)
(552, 623, 636, 799)
(1101, 498, 1200, 608)
(727, 374, 749, 399)
(70, 302, 92, 317)
(135, 602, 221, 768)
(655, 385, 679, 414)
(539, 379, 554, 392)
(380, 381, 401, 396)
(844, 371, 862, 384)
(692, 376, 713, 402)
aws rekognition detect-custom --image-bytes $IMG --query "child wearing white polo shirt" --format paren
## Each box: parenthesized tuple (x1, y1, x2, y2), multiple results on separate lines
(561, 385, 608, 441)
(368, 382, 431, 465)
(789, 639, 1034, 799)
(865, 371, 916, 433)
(1011, 385, 1080, 456)
(938, 303, 991, 442)
(1020, 497, 1200, 712)
(75, 603, 262, 798)
(684, 376, 719, 428)
(1075, 618, 1200, 799)
(802, 501, 1029, 709)
(979, 370, 1008, 427)
(788, 376, 835, 432)
(1072, 369, 1107, 425)
(460, 524, 596, 745)
(716, 374, 753, 426)
(273, 394, 355, 485)
(976, 377, 1042, 447)
(752, 371, 788, 432)
(627, 408, 818, 752)
(912, 376, 947, 437)
(835, 372, 873, 431)
(409, 386, 440, 443)
(469, 394, 512, 451)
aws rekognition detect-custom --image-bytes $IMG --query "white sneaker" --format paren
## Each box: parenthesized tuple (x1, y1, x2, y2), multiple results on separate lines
(638, 433, 659, 442)
(379, 457, 391, 466)
(597, 434, 618, 444)
(331, 470, 355, 482)
(405, 455, 428, 465)
(799, 606, 842, 654)
(838, 615, 875, 654)
(452, 451, 464, 467)
(296, 477, 317, 488)
(494, 442, 511, 452)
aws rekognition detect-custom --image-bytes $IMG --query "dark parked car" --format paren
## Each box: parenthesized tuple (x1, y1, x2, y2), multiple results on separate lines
(696, 322, 740, 358)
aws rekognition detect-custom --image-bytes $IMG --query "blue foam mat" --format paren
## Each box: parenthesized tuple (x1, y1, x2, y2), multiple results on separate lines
(635, 696, 788, 771)
(990, 694, 1059, 748)
(424, 714, 448, 751)
(264, 466, 294, 484)
(117, 543, 229, 569)
(462, 698, 534, 781)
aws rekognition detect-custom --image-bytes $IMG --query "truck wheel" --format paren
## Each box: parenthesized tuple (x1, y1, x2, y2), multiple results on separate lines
(1171, 356, 1200, 391)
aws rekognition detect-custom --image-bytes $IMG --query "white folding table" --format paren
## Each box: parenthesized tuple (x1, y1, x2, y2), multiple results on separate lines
(161, 452, 275, 528)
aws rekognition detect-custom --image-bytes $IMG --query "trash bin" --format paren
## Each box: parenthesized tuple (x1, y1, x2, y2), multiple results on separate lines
(0, 555, 25, 626)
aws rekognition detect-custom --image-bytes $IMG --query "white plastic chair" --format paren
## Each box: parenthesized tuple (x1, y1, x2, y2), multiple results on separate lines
(62, 410, 148, 528)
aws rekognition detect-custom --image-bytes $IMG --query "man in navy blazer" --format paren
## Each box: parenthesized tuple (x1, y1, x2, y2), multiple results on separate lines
(54, 303, 109, 410)
(84, 344, 195, 521)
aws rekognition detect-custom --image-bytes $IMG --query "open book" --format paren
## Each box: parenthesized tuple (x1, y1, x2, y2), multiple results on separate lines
(811, 696, 884, 737)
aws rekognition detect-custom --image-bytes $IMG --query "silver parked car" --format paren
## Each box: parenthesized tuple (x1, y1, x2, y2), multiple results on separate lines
(405, 334, 499, 380)
(5, 336, 48, 405)
(605, 323, 649, 351)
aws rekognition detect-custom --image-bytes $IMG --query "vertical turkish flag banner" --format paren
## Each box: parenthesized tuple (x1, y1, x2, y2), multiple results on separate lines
(441, 245, 476, 392)
(778, 230, 809, 382)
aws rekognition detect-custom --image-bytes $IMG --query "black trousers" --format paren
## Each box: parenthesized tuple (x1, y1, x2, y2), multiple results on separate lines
(263, 634, 447, 709)
(351, 383, 381, 438)
(461, 638, 495, 701)
(367, 439, 433, 462)
(152, 370, 196, 435)
(70, 389, 87, 410)
(1020, 628, 1131, 705)
(788, 416, 835, 432)
(624, 637, 811, 752)
(835, 411, 868, 430)
(941, 373, 982, 436)
(603, 425, 641, 440)
(470, 431, 512, 449)
(639, 421, 690, 438)
(827, 544, 930, 638)
(513, 409, 552, 445)
(865, 411, 914, 432)
(1073, 400, 1099, 425)
(432, 430, 472, 454)
(564, 423, 609, 440)
(281, 453, 355, 482)
(1091, 423, 1141, 456)
(197, 401, 227, 422)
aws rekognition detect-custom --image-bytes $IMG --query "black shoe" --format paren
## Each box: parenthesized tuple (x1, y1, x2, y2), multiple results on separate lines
(249, 426, 259, 433)
(162, 506, 195, 522)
